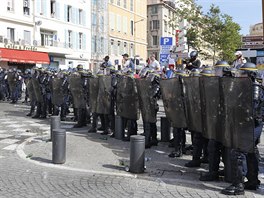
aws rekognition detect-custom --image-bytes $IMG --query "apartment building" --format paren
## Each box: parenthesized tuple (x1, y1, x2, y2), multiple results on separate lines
(108, 0, 147, 65)
(0, 0, 91, 70)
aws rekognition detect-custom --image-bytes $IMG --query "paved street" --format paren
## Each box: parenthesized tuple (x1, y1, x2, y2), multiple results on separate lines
(0, 101, 264, 197)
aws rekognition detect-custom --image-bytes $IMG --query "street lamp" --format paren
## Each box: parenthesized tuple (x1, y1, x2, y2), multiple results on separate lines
(133, 18, 144, 70)
(134, 19, 144, 56)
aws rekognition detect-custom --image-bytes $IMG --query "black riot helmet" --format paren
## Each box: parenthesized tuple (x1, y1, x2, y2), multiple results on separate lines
(214, 60, 230, 77)
(200, 69, 215, 77)
(190, 51, 198, 59)
(190, 68, 200, 77)
(238, 62, 258, 79)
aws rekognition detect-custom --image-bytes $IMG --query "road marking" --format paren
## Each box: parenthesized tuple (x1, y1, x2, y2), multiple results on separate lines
(20, 132, 36, 137)
(3, 144, 18, 151)
(0, 134, 13, 138)
(0, 139, 20, 144)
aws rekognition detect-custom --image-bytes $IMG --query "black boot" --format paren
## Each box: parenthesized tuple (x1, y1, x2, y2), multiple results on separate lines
(199, 171, 219, 181)
(168, 147, 182, 158)
(88, 113, 98, 133)
(221, 183, 244, 195)
(144, 122, 151, 148)
(244, 149, 260, 190)
(185, 160, 201, 168)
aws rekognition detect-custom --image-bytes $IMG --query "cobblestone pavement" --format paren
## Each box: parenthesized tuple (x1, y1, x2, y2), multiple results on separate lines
(0, 101, 264, 197)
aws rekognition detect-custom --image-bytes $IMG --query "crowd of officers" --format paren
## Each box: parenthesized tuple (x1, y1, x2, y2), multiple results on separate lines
(0, 50, 263, 195)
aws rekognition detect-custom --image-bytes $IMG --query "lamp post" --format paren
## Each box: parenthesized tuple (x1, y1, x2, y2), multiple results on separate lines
(133, 19, 144, 70)
(262, 0, 264, 45)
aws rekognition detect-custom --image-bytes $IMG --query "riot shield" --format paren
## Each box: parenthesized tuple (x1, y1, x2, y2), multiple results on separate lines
(32, 78, 43, 103)
(136, 78, 157, 123)
(68, 76, 86, 109)
(220, 77, 254, 153)
(25, 79, 36, 101)
(160, 78, 187, 128)
(116, 76, 139, 120)
(199, 77, 221, 141)
(88, 77, 99, 113)
(96, 76, 112, 114)
(7, 73, 16, 93)
(51, 78, 64, 106)
(183, 77, 202, 133)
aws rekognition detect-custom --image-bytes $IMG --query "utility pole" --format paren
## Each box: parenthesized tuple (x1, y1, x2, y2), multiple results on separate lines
(263, 0, 264, 44)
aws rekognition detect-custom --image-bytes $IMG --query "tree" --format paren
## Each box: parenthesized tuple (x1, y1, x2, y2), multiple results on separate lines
(201, 5, 224, 65)
(219, 15, 242, 63)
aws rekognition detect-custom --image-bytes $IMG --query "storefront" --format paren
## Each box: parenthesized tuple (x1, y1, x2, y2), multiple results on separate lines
(0, 47, 50, 71)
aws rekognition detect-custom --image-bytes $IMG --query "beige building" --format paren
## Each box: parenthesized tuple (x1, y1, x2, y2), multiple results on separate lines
(108, 0, 147, 65)
(249, 23, 263, 36)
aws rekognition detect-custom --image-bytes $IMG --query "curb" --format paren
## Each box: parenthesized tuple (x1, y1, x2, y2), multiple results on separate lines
(16, 136, 136, 178)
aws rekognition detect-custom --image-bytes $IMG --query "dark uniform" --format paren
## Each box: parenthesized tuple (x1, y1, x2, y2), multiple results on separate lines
(221, 62, 263, 195)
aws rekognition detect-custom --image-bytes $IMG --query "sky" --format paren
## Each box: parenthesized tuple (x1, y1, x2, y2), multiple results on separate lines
(195, 0, 262, 35)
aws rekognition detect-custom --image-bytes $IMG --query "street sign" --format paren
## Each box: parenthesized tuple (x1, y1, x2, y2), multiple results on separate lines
(177, 52, 189, 58)
(242, 44, 264, 49)
(160, 54, 169, 63)
(160, 37, 173, 46)
(242, 36, 263, 42)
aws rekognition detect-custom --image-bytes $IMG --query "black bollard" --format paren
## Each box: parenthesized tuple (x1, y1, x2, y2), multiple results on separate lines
(52, 129, 66, 164)
(115, 115, 124, 140)
(129, 135, 145, 173)
(50, 116, 61, 141)
(160, 117, 171, 142)
(224, 148, 232, 183)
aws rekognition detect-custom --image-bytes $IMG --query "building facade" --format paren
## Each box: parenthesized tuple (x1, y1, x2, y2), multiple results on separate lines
(147, 0, 177, 63)
(91, 0, 108, 71)
(0, 0, 91, 70)
(249, 22, 263, 36)
(108, 0, 147, 66)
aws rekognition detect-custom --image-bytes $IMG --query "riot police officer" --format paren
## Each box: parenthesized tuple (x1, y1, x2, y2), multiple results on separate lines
(185, 51, 201, 71)
(221, 62, 263, 195)
(168, 70, 188, 157)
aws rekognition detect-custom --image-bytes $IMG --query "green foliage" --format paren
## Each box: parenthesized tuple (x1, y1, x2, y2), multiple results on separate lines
(170, 1, 242, 64)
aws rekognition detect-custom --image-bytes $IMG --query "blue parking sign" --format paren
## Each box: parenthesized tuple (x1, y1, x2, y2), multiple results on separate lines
(160, 37, 173, 46)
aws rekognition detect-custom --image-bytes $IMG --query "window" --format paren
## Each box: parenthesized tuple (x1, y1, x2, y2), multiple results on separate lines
(152, 6, 158, 14)
(123, 16, 127, 33)
(130, 43, 134, 57)
(92, 13, 97, 26)
(117, 41, 121, 55)
(68, 30, 72, 48)
(40, 30, 54, 46)
(130, 0, 133, 11)
(123, 0, 127, 9)
(7, 28, 15, 42)
(124, 42, 127, 53)
(150, 20, 160, 30)
(7, 0, 14, 11)
(24, 0, 30, 15)
(24, 30, 31, 45)
(164, 21, 168, 32)
(117, 15, 121, 32)
(110, 39, 114, 55)
(117, 0, 121, 6)
(50, 0, 56, 17)
(79, 33, 83, 49)
(79, 9, 83, 25)
(92, 35, 97, 53)
(130, 20, 134, 35)
(110, 13, 115, 30)
(152, 36, 158, 46)
(67, 6, 72, 22)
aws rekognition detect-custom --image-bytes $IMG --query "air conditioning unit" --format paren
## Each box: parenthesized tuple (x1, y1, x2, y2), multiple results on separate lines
(4, 38, 8, 44)
(33, 40, 38, 46)
(20, 40, 25, 45)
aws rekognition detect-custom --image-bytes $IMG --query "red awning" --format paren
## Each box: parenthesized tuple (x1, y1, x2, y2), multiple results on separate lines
(0, 48, 50, 64)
